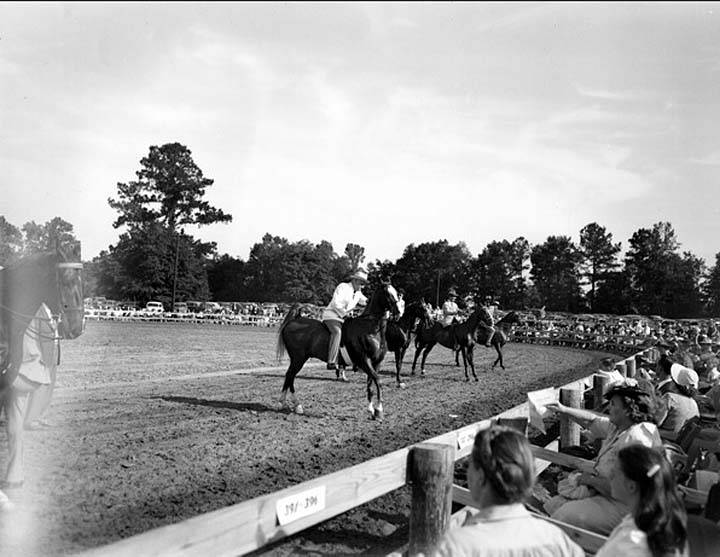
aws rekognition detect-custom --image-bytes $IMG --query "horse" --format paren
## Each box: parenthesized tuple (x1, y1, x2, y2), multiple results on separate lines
(385, 301, 432, 388)
(453, 311, 522, 370)
(276, 283, 400, 420)
(411, 306, 494, 381)
(0, 242, 84, 491)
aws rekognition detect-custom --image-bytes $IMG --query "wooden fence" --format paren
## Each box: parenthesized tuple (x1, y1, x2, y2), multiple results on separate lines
(77, 342, 684, 557)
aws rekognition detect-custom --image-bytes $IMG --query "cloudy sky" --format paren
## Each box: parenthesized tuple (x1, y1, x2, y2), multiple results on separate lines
(2, 3, 720, 267)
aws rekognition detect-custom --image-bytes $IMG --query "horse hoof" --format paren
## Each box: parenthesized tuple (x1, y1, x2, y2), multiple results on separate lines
(397, 382, 407, 389)
(295, 404, 304, 415)
(374, 408, 384, 421)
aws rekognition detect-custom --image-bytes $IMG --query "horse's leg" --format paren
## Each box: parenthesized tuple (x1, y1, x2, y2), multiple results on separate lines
(455, 347, 460, 367)
(394, 348, 404, 388)
(493, 342, 505, 370)
(358, 356, 383, 420)
(460, 346, 469, 381)
(411, 342, 423, 376)
(280, 357, 306, 414)
(420, 343, 435, 376)
(467, 344, 478, 380)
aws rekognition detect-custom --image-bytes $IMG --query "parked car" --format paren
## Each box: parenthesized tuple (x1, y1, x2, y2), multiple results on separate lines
(145, 301, 164, 313)
(173, 302, 188, 313)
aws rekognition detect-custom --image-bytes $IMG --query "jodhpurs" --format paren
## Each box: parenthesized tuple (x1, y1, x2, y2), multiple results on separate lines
(323, 319, 343, 365)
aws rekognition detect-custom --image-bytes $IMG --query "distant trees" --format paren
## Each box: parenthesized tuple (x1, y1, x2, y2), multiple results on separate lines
(579, 223, 621, 311)
(0, 216, 79, 267)
(95, 142, 232, 306)
(472, 237, 530, 308)
(391, 240, 474, 306)
(624, 222, 705, 317)
(705, 253, 720, 316)
(530, 236, 583, 312)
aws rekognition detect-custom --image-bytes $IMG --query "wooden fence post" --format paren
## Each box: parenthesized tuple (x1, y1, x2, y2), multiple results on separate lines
(615, 361, 627, 377)
(626, 358, 636, 378)
(409, 443, 455, 556)
(559, 388, 582, 449)
(593, 374, 610, 410)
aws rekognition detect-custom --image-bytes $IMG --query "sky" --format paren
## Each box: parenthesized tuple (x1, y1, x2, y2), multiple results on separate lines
(2, 2, 720, 267)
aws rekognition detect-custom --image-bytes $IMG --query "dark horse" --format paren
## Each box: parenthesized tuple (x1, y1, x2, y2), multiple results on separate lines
(385, 301, 432, 388)
(411, 307, 494, 381)
(276, 284, 400, 420)
(0, 243, 85, 392)
(453, 311, 522, 370)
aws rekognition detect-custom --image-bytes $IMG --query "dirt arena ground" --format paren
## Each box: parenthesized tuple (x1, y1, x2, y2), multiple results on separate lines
(0, 321, 614, 556)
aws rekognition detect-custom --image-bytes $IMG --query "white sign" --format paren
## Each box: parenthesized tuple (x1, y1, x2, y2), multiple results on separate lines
(527, 388, 559, 434)
(276, 485, 326, 526)
(457, 426, 477, 451)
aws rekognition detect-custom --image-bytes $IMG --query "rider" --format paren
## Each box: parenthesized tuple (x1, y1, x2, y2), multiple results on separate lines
(480, 296, 497, 348)
(322, 269, 368, 372)
(441, 289, 460, 326)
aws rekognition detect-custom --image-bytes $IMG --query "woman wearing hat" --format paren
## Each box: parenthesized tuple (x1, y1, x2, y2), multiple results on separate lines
(321, 269, 368, 375)
(544, 380, 662, 535)
(654, 356, 700, 438)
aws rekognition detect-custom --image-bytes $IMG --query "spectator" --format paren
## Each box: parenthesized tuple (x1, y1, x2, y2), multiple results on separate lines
(430, 425, 584, 557)
(545, 379, 662, 535)
(654, 357, 700, 439)
(596, 444, 688, 557)
(2, 303, 58, 489)
(596, 357, 625, 387)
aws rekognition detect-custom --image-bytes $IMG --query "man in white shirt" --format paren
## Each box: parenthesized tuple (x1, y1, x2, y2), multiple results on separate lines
(321, 269, 368, 374)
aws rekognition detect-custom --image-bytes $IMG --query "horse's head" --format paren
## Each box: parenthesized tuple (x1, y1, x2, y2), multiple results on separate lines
(502, 311, 521, 324)
(365, 283, 401, 319)
(55, 242, 84, 339)
(405, 301, 432, 330)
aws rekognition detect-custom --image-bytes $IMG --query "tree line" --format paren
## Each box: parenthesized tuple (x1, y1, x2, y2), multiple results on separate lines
(3, 142, 719, 319)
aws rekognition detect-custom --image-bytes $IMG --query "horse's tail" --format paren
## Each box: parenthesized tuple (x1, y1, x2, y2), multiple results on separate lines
(276, 304, 303, 361)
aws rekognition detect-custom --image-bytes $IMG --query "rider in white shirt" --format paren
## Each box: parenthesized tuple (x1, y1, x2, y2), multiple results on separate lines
(441, 289, 460, 327)
(321, 269, 368, 372)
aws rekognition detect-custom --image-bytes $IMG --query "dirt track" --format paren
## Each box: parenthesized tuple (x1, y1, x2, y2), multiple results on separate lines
(0, 321, 613, 556)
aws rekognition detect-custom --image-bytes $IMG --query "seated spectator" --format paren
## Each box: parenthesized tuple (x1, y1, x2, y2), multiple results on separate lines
(430, 425, 584, 557)
(654, 357, 700, 439)
(596, 444, 688, 557)
(545, 380, 662, 535)
(596, 357, 625, 386)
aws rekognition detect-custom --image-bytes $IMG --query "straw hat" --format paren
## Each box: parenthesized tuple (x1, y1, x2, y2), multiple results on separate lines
(349, 269, 368, 283)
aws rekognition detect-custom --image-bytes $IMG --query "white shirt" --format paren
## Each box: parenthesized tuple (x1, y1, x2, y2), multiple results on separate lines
(596, 514, 687, 557)
(431, 503, 585, 557)
(321, 282, 367, 321)
(441, 300, 459, 326)
(19, 303, 57, 385)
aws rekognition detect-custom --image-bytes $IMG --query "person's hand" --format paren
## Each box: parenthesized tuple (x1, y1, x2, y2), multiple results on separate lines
(578, 472, 597, 487)
(545, 402, 564, 415)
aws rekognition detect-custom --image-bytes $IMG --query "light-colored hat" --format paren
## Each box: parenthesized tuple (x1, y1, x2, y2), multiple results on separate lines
(349, 269, 368, 283)
(447, 288, 458, 297)
(670, 363, 699, 389)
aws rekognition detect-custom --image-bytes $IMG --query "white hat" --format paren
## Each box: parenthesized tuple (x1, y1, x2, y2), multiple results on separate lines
(349, 269, 368, 283)
(670, 363, 699, 389)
